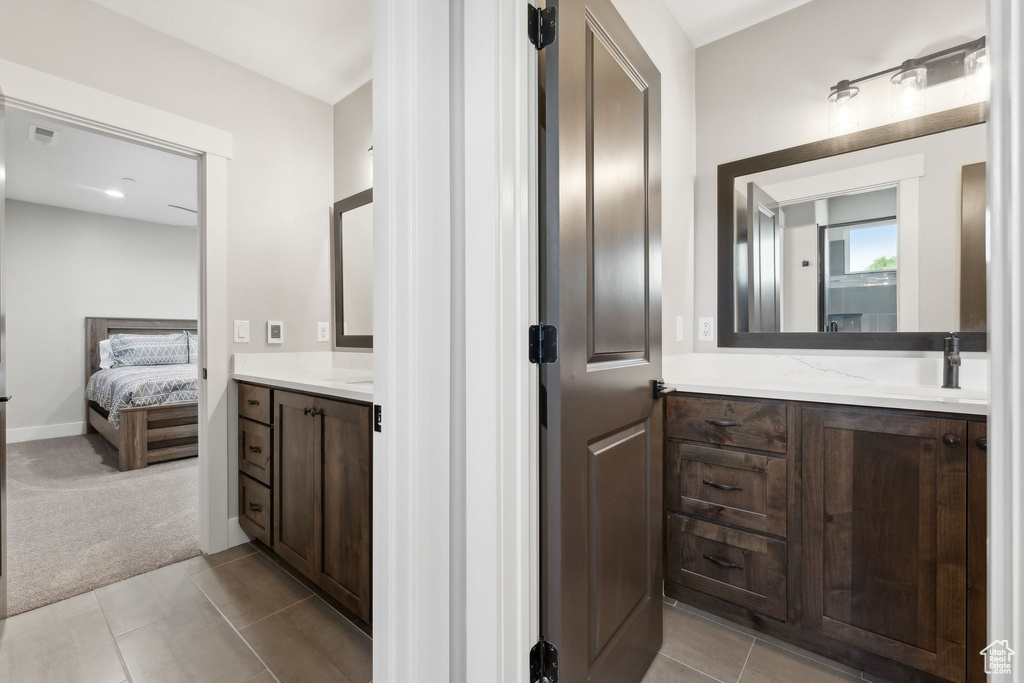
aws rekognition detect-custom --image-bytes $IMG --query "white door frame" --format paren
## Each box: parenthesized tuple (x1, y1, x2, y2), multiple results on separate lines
(986, 1, 1023, 670)
(0, 58, 234, 555)
(373, 0, 537, 680)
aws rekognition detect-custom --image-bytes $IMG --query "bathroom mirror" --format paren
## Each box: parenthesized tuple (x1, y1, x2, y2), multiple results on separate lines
(719, 104, 987, 351)
(331, 188, 373, 349)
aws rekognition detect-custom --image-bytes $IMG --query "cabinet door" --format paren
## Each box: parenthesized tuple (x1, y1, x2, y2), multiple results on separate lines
(274, 390, 320, 580)
(317, 397, 372, 623)
(802, 407, 967, 682)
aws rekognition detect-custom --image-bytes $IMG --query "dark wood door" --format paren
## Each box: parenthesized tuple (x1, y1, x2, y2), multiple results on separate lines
(746, 182, 781, 333)
(802, 407, 968, 682)
(274, 390, 320, 580)
(317, 397, 372, 623)
(0, 86, 8, 617)
(540, 1, 662, 681)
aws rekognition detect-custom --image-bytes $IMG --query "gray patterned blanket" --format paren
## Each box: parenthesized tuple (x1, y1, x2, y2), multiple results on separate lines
(87, 364, 199, 428)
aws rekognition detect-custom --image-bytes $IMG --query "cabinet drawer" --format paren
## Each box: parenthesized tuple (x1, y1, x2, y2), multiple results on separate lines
(666, 396, 787, 454)
(238, 418, 272, 486)
(239, 473, 272, 547)
(666, 442, 786, 536)
(238, 383, 272, 424)
(666, 513, 785, 620)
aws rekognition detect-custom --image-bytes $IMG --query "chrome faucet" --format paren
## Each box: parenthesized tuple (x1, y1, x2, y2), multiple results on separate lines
(942, 333, 961, 389)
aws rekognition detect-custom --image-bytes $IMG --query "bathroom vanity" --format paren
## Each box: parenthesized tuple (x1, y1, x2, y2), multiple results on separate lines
(232, 362, 373, 625)
(662, 384, 985, 683)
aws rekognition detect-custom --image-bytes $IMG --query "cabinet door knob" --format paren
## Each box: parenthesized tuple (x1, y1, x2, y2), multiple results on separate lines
(703, 418, 743, 428)
(978, 437, 987, 451)
(248, 446, 261, 454)
(247, 399, 259, 405)
(303, 407, 311, 415)
(248, 503, 262, 512)
(702, 479, 743, 492)
(943, 434, 961, 448)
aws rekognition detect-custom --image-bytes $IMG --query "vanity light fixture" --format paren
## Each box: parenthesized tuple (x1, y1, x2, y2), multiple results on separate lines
(105, 189, 125, 198)
(828, 79, 861, 133)
(826, 36, 986, 130)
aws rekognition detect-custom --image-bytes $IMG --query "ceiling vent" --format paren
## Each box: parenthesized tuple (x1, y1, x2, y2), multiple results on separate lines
(28, 124, 60, 146)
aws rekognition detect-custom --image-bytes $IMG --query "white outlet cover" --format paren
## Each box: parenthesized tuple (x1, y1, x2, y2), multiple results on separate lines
(698, 317, 714, 340)
(317, 322, 330, 342)
(267, 320, 284, 344)
(233, 320, 250, 343)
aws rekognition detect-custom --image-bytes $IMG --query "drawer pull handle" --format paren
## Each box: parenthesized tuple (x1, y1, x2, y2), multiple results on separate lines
(702, 479, 743, 492)
(248, 503, 262, 512)
(703, 554, 743, 570)
(943, 434, 961, 448)
(703, 418, 742, 428)
(978, 437, 987, 451)
(247, 400, 260, 406)
(248, 446, 262, 454)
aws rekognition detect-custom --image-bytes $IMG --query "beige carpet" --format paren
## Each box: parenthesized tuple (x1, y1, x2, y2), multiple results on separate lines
(6, 433, 200, 615)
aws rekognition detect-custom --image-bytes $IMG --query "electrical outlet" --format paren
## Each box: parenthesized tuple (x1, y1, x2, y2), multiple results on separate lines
(317, 322, 330, 342)
(675, 316, 684, 342)
(233, 320, 250, 343)
(698, 317, 714, 341)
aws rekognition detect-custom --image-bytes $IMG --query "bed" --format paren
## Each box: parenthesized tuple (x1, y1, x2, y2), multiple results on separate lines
(85, 317, 200, 471)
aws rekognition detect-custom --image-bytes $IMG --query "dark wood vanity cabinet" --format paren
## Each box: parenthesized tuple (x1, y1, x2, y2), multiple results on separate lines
(665, 394, 985, 683)
(236, 382, 373, 625)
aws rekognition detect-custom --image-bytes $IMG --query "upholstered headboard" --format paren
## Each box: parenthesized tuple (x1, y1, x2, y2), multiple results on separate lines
(85, 317, 198, 383)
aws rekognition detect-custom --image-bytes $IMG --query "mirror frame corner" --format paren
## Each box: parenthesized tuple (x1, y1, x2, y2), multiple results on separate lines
(331, 187, 374, 351)
(717, 102, 988, 352)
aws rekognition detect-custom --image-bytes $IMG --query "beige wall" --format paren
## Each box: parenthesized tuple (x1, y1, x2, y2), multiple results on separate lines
(5, 201, 199, 438)
(611, 0, 697, 356)
(334, 80, 373, 202)
(693, 0, 986, 352)
(0, 0, 335, 355)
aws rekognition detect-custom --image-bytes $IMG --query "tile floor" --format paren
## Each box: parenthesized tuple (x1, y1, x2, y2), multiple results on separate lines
(0, 544, 888, 683)
(650, 597, 892, 683)
(0, 543, 371, 683)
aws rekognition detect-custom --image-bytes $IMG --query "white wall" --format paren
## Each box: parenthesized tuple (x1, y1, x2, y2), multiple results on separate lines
(611, 0, 697, 355)
(693, 0, 986, 352)
(0, 0, 335, 355)
(5, 200, 198, 441)
(334, 80, 374, 202)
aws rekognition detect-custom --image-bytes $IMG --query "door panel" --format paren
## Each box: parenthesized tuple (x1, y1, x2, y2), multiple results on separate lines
(0, 84, 7, 617)
(747, 182, 781, 333)
(541, 1, 662, 681)
(273, 390, 320, 580)
(589, 23, 648, 360)
(318, 397, 372, 623)
(802, 407, 967, 681)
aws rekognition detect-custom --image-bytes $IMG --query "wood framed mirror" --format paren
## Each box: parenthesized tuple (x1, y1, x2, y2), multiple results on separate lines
(331, 188, 373, 349)
(718, 102, 987, 351)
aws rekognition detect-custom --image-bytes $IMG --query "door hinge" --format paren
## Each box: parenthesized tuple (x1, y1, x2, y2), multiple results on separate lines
(528, 4, 557, 50)
(202, 367, 208, 380)
(373, 404, 382, 433)
(529, 324, 558, 364)
(530, 638, 559, 682)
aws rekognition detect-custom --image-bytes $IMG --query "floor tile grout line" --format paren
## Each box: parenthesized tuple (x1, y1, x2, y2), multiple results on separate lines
(655, 650, 730, 683)
(184, 546, 260, 578)
(238, 594, 316, 630)
(250, 543, 372, 643)
(185, 567, 283, 683)
(97, 562, 214, 640)
(93, 590, 136, 683)
(750, 635, 862, 679)
(735, 640, 755, 682)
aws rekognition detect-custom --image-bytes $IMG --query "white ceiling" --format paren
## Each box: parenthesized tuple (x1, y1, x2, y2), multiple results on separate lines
(90, 0, 371, 105)
(665, 0, 814, 47)
(5, 109, 199, 227)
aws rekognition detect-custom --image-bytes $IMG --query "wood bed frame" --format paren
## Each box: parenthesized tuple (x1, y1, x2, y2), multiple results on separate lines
(85, 317, 200, 472)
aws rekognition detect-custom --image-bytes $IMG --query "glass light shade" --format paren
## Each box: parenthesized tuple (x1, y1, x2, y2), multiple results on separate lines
(890, 63, 927, 118)
(964, 46, 989, 101)
(828, 82, 860, 133)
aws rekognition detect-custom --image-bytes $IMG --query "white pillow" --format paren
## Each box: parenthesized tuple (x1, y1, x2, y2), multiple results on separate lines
(99, 339, 114, 370)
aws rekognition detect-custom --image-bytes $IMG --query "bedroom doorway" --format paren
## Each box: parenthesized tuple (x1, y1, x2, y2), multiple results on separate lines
(1, 110, 203, 615)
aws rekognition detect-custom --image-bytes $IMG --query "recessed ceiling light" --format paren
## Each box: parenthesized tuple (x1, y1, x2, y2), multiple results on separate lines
(105, 189, 125, 198)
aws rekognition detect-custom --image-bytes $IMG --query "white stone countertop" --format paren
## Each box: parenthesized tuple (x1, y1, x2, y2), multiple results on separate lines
(231, 351, 373, 403)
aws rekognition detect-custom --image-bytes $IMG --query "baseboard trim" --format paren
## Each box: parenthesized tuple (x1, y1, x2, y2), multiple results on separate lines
(7, 421, 87, 443)
(228, 516, 253, 548)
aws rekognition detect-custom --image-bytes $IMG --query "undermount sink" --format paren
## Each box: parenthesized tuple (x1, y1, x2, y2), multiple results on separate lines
(876, 384, 987, 401)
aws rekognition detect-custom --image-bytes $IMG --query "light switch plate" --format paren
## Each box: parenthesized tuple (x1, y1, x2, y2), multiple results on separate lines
(698, 317, 714, 341)
(317, 322, 330, 343)
(233, 320, 250, 343)
(267, 320, 284, 344)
